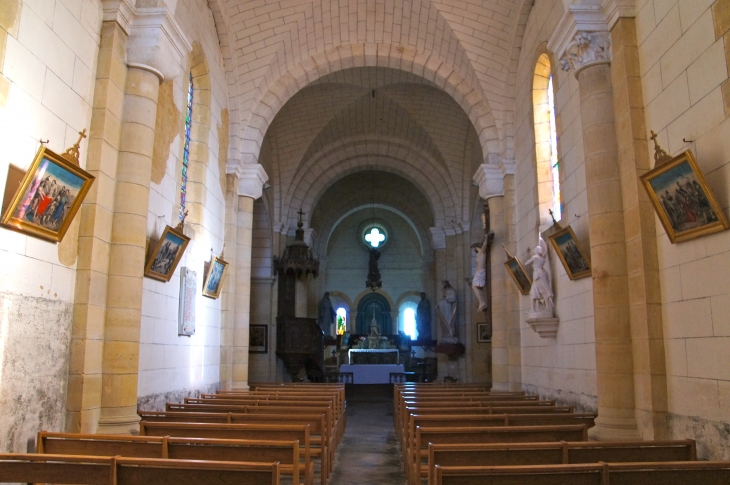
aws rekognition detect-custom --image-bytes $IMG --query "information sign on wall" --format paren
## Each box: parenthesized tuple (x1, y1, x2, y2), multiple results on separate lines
(178, 267, 196, 336)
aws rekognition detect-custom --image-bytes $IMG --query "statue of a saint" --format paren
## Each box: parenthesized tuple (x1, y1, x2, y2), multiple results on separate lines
(318, 291, 336, 334)
(437, 280, 457, 341)
(524, 237, 554, 314)
(416, 292, 432, 340)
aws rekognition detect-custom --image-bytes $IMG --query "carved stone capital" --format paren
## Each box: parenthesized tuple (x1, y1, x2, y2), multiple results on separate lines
(430, 227, 447, 250)
(237, 164, 269, 199)
(548, 5, 612, 76)
(103, 0, 192, 82)
(560, 31, 611, 74)
(473, 164, 505, 200)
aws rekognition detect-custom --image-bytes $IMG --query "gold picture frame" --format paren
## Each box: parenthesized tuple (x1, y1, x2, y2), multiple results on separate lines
(144, 225, 191, 282)
(548, 225, 591, 280)
(504, 255, 532, 295)
(202, 255, 228, 299)
(640, 150, 728, 243)
(1, 144, 94, 242)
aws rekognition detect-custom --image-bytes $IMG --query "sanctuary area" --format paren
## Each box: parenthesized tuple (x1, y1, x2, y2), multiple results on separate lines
(1, 0, 730, 474)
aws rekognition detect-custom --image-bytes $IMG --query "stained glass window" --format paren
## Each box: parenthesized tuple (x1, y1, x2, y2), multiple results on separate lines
(336, 308, 346, 335)
(180, 72, 193, 220)
(547, 75, 561, 221)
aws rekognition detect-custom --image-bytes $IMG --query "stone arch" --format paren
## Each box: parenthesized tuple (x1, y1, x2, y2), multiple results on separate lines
(354, 292, 393, 335)
(182, 42, 212, 235)
(286, 140, 458, 229)
(317, 204, 427, 258)
(231, 44, 500, 175)
(532, 45, 561, 228)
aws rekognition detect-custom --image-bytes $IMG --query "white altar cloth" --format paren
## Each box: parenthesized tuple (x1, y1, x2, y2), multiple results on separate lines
(339, 364, 405, 384)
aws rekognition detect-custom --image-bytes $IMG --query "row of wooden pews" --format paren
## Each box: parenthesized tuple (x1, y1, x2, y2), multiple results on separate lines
(0, 383, 344, 485)
(396, 382, 730, 485)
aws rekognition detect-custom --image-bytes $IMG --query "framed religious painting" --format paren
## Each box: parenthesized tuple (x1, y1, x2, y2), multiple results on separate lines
(504, 255, 531, 295)
(249, 324, 268, 353)
(1, 144, 94, 242)
(144, 225, 191, 282)
(477, 322, 492, 343)
(640, 150, 728, 243)
(548, 225, 592, 280)
(202, 255, 228, 299)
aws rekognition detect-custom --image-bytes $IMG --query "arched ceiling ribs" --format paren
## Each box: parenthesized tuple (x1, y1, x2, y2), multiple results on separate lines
(310, 171, 434, 257)
(283, 140, 458, 229)
(300, 92, 447, 172)
(317, 205, 428, 258)
(232, 44, 500, 177)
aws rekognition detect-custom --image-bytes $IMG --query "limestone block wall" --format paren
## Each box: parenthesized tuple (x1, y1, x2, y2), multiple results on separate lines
(137, 0, 230, 409)
(636, 0, 730, 459)
(513, 0, 597, 411)
(0, 0, 101, 450)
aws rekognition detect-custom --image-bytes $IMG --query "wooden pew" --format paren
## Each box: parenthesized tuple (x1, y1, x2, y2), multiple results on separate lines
(139, 421, 319, 485)
(403, 413, 596, 465)
(0, 453, 280, 485)
(138, 410, 333, 483)
(398, 401, 560, 441)
(36, 431, 304, 485)
(427, 440, 696, 485)
(409, 425, 588, 485)
(434, 461, 730, 485)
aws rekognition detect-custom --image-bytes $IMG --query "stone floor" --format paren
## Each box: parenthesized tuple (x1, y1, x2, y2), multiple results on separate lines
(327, 395, 407, 485)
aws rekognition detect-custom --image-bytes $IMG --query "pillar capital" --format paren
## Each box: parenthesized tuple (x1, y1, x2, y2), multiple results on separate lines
(429, 227, 447, 250)
(473, 164, 505, 200)
(102, 0, 192, 81)
(237, 164, 269, 199)
(548, 5, 613, 76)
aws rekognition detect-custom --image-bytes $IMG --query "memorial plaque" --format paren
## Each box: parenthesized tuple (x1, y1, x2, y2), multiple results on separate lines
(178, 267, 196, 336)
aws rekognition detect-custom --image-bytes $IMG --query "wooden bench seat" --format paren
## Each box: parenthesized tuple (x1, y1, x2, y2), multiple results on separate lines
(426, 440, 696, 485)
(409, 425, 588, 485)
(36, 431, 303, 485)
(139, 421, 318, 485)
(138, 410, 334, 482)
(0, 453, 280, 485)
(403, 414, 596, 463)
(434, 461, 730, 485)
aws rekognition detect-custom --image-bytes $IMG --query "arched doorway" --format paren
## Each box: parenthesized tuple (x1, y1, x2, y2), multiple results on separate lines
(356, 293, 392, 335)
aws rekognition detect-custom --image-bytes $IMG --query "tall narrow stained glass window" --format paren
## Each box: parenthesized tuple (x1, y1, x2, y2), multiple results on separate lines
(547, 75, 561, 221)
(533, 54, 561, 225)
(180, 72, 193, 220)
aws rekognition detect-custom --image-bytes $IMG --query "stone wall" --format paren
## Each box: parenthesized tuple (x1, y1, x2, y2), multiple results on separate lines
(637, 0, 730, 459)
(0, 0, 101, 450)
(137, 0, 230, 406)
(513, 0, 597, 410)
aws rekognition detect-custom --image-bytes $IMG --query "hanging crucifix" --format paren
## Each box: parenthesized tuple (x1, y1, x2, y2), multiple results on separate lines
(365, 247, 382, 291)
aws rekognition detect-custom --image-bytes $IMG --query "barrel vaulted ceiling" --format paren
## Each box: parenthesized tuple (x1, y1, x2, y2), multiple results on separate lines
(207, 0, 535, 237)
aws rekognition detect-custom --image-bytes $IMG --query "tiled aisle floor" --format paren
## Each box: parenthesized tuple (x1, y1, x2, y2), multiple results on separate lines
(327, 398, 407, 485)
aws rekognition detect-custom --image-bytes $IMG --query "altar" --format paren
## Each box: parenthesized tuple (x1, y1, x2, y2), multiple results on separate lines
(347, 348, 399, 365)
(339, 364, 405, 384)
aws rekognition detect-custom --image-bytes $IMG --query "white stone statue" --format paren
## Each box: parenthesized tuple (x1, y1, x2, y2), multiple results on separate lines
(437, 280, 458, 342)
(524, 236, 554, 316)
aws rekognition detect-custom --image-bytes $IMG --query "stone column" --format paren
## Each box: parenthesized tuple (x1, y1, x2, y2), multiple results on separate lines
(558, 29, 640, 440)
(66, 18, 128, 434)
(96, 4, 191, 433)
(220, 174, 239, 391)
(232, 165, 268, 389)
(98, 64, 161, 434)
(503, 174, 522, 392)
(473, 164, 508, 389)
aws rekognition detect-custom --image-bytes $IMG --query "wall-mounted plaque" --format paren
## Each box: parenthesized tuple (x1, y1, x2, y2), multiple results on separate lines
(178, 267, 196, 336)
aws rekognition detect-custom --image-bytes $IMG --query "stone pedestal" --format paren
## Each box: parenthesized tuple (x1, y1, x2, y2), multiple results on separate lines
(525, 315, 559, 339)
